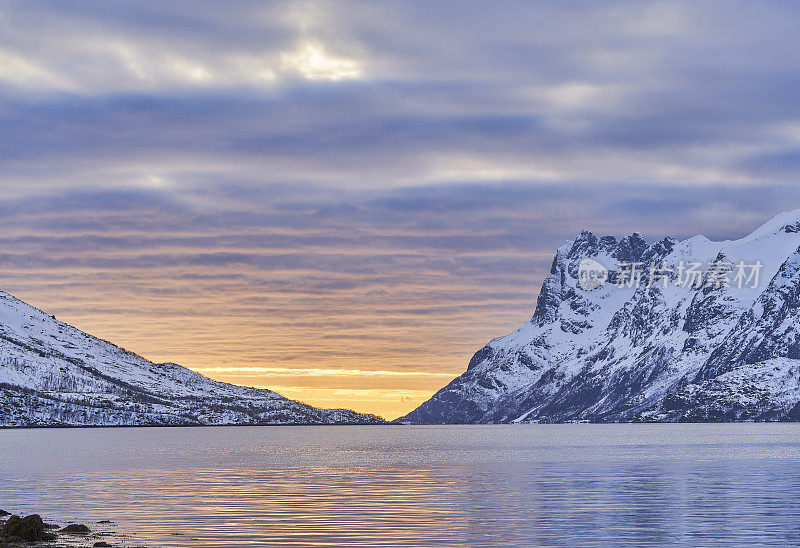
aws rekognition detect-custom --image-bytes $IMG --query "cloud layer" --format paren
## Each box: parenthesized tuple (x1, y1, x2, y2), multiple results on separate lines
(1, 1, 799, 418)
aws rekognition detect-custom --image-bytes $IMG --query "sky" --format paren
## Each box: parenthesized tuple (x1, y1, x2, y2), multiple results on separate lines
(2, 1, 800, 419)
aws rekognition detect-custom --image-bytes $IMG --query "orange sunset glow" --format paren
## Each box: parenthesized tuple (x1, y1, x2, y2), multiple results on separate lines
(4, 3, 800, 548)
(3, 1, 799, 422)
(3, 255, 546, 419)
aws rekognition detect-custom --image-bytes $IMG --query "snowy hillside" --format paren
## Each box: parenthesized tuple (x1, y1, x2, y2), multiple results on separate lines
(0, 293, 383, 426)
(402, 210, 800, 424)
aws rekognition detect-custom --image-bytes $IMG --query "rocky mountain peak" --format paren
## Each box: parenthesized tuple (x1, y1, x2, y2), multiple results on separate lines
(402, 210, 800, 424)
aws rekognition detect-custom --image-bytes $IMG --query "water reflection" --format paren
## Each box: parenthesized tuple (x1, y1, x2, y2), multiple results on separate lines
(0, 424, 799, 547)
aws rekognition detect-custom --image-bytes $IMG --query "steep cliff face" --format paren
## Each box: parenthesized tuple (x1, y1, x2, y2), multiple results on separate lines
(402, 210, 800, 424)
(0, 293, 383, 426)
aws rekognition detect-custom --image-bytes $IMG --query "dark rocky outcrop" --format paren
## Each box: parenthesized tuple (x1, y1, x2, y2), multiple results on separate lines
(1, 514, 56, 542)
(60, 523, 91, 534)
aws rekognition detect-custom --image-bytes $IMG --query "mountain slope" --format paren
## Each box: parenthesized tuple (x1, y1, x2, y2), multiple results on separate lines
(402, 210, 800, 424)
(0, 293, 383, 426)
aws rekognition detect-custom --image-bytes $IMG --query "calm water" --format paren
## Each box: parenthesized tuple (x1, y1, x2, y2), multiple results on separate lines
(1, 424, 799, 547)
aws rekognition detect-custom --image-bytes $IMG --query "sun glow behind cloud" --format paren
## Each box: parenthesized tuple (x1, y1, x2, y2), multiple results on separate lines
(280, 41, 362, 81)
(0, 6, 362, 93)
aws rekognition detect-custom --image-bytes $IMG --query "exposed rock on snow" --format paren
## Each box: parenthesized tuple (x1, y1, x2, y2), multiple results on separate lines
(402, 209, 800, 424)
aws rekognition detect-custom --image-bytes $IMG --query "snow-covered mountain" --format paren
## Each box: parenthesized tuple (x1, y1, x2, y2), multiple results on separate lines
(402, 209, 800, 424)
(0, 293, 383, 426)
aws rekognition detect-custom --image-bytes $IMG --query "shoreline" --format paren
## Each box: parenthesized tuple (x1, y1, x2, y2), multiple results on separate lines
(0, 421, 398, 430)
(2, 419, 800, 430)
(0, 510, 138, 548)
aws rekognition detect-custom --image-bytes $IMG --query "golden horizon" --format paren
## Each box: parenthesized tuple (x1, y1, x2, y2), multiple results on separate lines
(3, 281, 534, 421)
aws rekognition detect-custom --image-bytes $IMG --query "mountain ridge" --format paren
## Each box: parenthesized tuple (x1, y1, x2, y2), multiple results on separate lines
(401, 209, 800, 424)
(0, 292, 384, 427)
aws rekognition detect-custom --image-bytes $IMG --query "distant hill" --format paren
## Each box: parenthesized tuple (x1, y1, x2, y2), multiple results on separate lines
(0, 293, 383, 426)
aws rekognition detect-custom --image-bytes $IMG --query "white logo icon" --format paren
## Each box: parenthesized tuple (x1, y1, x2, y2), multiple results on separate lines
(577, 258, 608, 290)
